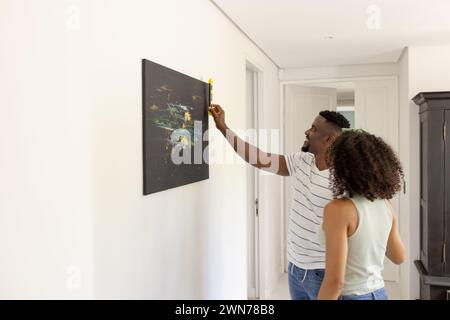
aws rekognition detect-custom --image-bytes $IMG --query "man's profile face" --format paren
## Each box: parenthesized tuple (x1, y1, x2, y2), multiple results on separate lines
(301, 115, 330, 155)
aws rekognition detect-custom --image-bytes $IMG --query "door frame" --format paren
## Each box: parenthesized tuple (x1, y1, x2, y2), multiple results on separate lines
(279, 76, 407, 298)
(246, 59, 263, 299)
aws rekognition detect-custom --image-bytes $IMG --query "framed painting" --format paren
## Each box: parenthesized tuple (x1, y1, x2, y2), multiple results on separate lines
(142, 59, 210, 195)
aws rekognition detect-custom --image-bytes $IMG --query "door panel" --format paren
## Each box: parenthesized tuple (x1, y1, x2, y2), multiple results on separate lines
(420, 112, 429, 271)
(283, 85, 337, 270)
(445, 110, 450, 275)
(425, 110, 445, 276)
(355, 79, 400, 286)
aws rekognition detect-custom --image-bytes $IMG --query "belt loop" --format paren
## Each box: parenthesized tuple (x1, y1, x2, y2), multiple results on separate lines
(290, 262, 294, 275)
(301, 269, 308, 282)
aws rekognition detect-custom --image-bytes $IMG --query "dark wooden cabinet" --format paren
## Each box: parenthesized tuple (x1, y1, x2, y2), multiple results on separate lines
(413, 92, 450, 300)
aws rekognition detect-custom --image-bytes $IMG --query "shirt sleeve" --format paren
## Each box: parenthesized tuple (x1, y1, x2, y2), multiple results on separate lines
(285, 151, 313, 176)
(285, 152, 300, 176)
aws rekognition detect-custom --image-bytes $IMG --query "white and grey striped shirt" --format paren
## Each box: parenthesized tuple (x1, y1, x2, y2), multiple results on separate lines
(285, 151, 334, 270)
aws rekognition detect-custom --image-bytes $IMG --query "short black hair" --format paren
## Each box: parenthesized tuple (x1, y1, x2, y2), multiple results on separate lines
(319, 110, 350, 129)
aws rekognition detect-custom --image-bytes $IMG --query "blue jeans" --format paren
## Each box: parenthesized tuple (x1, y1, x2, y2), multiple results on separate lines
(288, 262, 324, 300)
(339, 287, 388, 300)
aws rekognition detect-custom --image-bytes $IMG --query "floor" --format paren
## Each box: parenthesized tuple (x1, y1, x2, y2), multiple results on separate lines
(267, 273, 290, 300)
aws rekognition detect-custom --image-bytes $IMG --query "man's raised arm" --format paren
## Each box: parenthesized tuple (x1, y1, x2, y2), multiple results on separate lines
(209, 104, 289, 176)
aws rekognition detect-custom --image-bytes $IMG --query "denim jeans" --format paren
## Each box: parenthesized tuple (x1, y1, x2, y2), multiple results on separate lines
(339, 287, 388, 300)
(288, 262, 325, 300)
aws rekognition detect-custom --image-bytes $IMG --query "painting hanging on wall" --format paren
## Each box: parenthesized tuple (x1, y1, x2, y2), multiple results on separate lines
(142, 59, 210, 195)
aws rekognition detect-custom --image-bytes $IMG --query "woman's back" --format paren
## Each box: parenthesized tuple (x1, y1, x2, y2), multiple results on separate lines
(343, 196, 392, 296)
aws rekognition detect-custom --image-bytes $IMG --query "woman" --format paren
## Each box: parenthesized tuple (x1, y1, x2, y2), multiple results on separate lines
(317, 129, 406, 300)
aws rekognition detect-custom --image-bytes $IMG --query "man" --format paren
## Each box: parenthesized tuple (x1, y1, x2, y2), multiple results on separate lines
(208, 104, 350, 300)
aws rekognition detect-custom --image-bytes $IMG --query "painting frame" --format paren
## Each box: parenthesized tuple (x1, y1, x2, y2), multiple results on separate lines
(142, 59, 210, 195)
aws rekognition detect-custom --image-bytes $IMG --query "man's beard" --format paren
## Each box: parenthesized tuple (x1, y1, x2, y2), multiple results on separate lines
(301, 145, 309, 152)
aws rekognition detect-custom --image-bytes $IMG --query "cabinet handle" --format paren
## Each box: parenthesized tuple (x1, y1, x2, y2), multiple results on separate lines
(444, 121, 446, 140)
(443, 244, 446, 263)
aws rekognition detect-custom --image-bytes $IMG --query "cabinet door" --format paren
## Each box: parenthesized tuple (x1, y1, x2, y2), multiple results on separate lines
(420, 112, 429, 271)
(425, 110, 445, 276)
(445, 110, 450, 276)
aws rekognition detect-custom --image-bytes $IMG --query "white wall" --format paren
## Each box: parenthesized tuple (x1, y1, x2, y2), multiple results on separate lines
(398, 48, 412, 299)
(403, 44, 450, 299)
(0, 0, 280, 299)
(0, 0, 94, 299)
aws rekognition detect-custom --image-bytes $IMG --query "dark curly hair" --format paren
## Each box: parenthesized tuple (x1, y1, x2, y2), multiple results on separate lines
(320, 110, 351, 129)
(326, 130, 404, 201)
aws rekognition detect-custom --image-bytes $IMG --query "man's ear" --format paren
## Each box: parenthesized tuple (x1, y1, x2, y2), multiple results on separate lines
(326, 134, 336, 144)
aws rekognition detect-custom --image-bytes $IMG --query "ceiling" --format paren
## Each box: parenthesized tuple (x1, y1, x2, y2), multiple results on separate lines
(212, 0, 450, 69)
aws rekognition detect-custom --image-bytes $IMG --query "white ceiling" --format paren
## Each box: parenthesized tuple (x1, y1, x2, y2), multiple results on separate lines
(212, 0, 450, 68)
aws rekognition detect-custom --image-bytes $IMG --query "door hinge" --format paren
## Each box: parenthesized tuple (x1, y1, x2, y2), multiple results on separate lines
(255, 198, 259, 217)
(443, 243, 446, 263)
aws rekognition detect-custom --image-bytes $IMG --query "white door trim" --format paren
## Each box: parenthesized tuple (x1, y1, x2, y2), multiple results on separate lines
(246, 59, 263, 299)
(279, 81, 286, 273)
(280, 76, 398, 86)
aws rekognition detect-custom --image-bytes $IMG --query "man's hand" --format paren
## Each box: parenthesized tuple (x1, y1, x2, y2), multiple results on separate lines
(208, 104, 227, 132)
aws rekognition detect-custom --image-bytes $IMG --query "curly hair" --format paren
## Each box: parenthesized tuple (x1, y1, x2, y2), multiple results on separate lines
(319, 110, 351, 129)
(326, 130, 404, 201)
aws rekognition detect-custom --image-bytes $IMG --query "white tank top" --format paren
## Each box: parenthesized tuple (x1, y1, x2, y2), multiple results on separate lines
(319, 196, 392, 296)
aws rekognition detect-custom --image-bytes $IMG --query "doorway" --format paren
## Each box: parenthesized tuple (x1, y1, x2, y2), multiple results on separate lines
(281, 77, 402, 298)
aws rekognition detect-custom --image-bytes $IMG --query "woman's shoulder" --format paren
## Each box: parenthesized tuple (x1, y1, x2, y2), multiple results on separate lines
(325, 198, 354, 210)
(324, 198, 357, 223)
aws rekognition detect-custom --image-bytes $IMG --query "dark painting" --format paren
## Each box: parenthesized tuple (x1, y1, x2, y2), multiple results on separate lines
(142, 59, 209, 195)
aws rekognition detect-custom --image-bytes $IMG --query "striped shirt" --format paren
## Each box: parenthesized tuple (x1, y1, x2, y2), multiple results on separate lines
(285, 151, 333, 270)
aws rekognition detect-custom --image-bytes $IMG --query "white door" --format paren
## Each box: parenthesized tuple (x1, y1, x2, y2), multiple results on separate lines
(354, 78, 401, 298)
(283, 85, 337, 271)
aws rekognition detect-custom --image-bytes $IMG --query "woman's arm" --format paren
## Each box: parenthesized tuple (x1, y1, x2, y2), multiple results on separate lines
(317, 200, 349, 300)
(385, 201, 406, 264)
